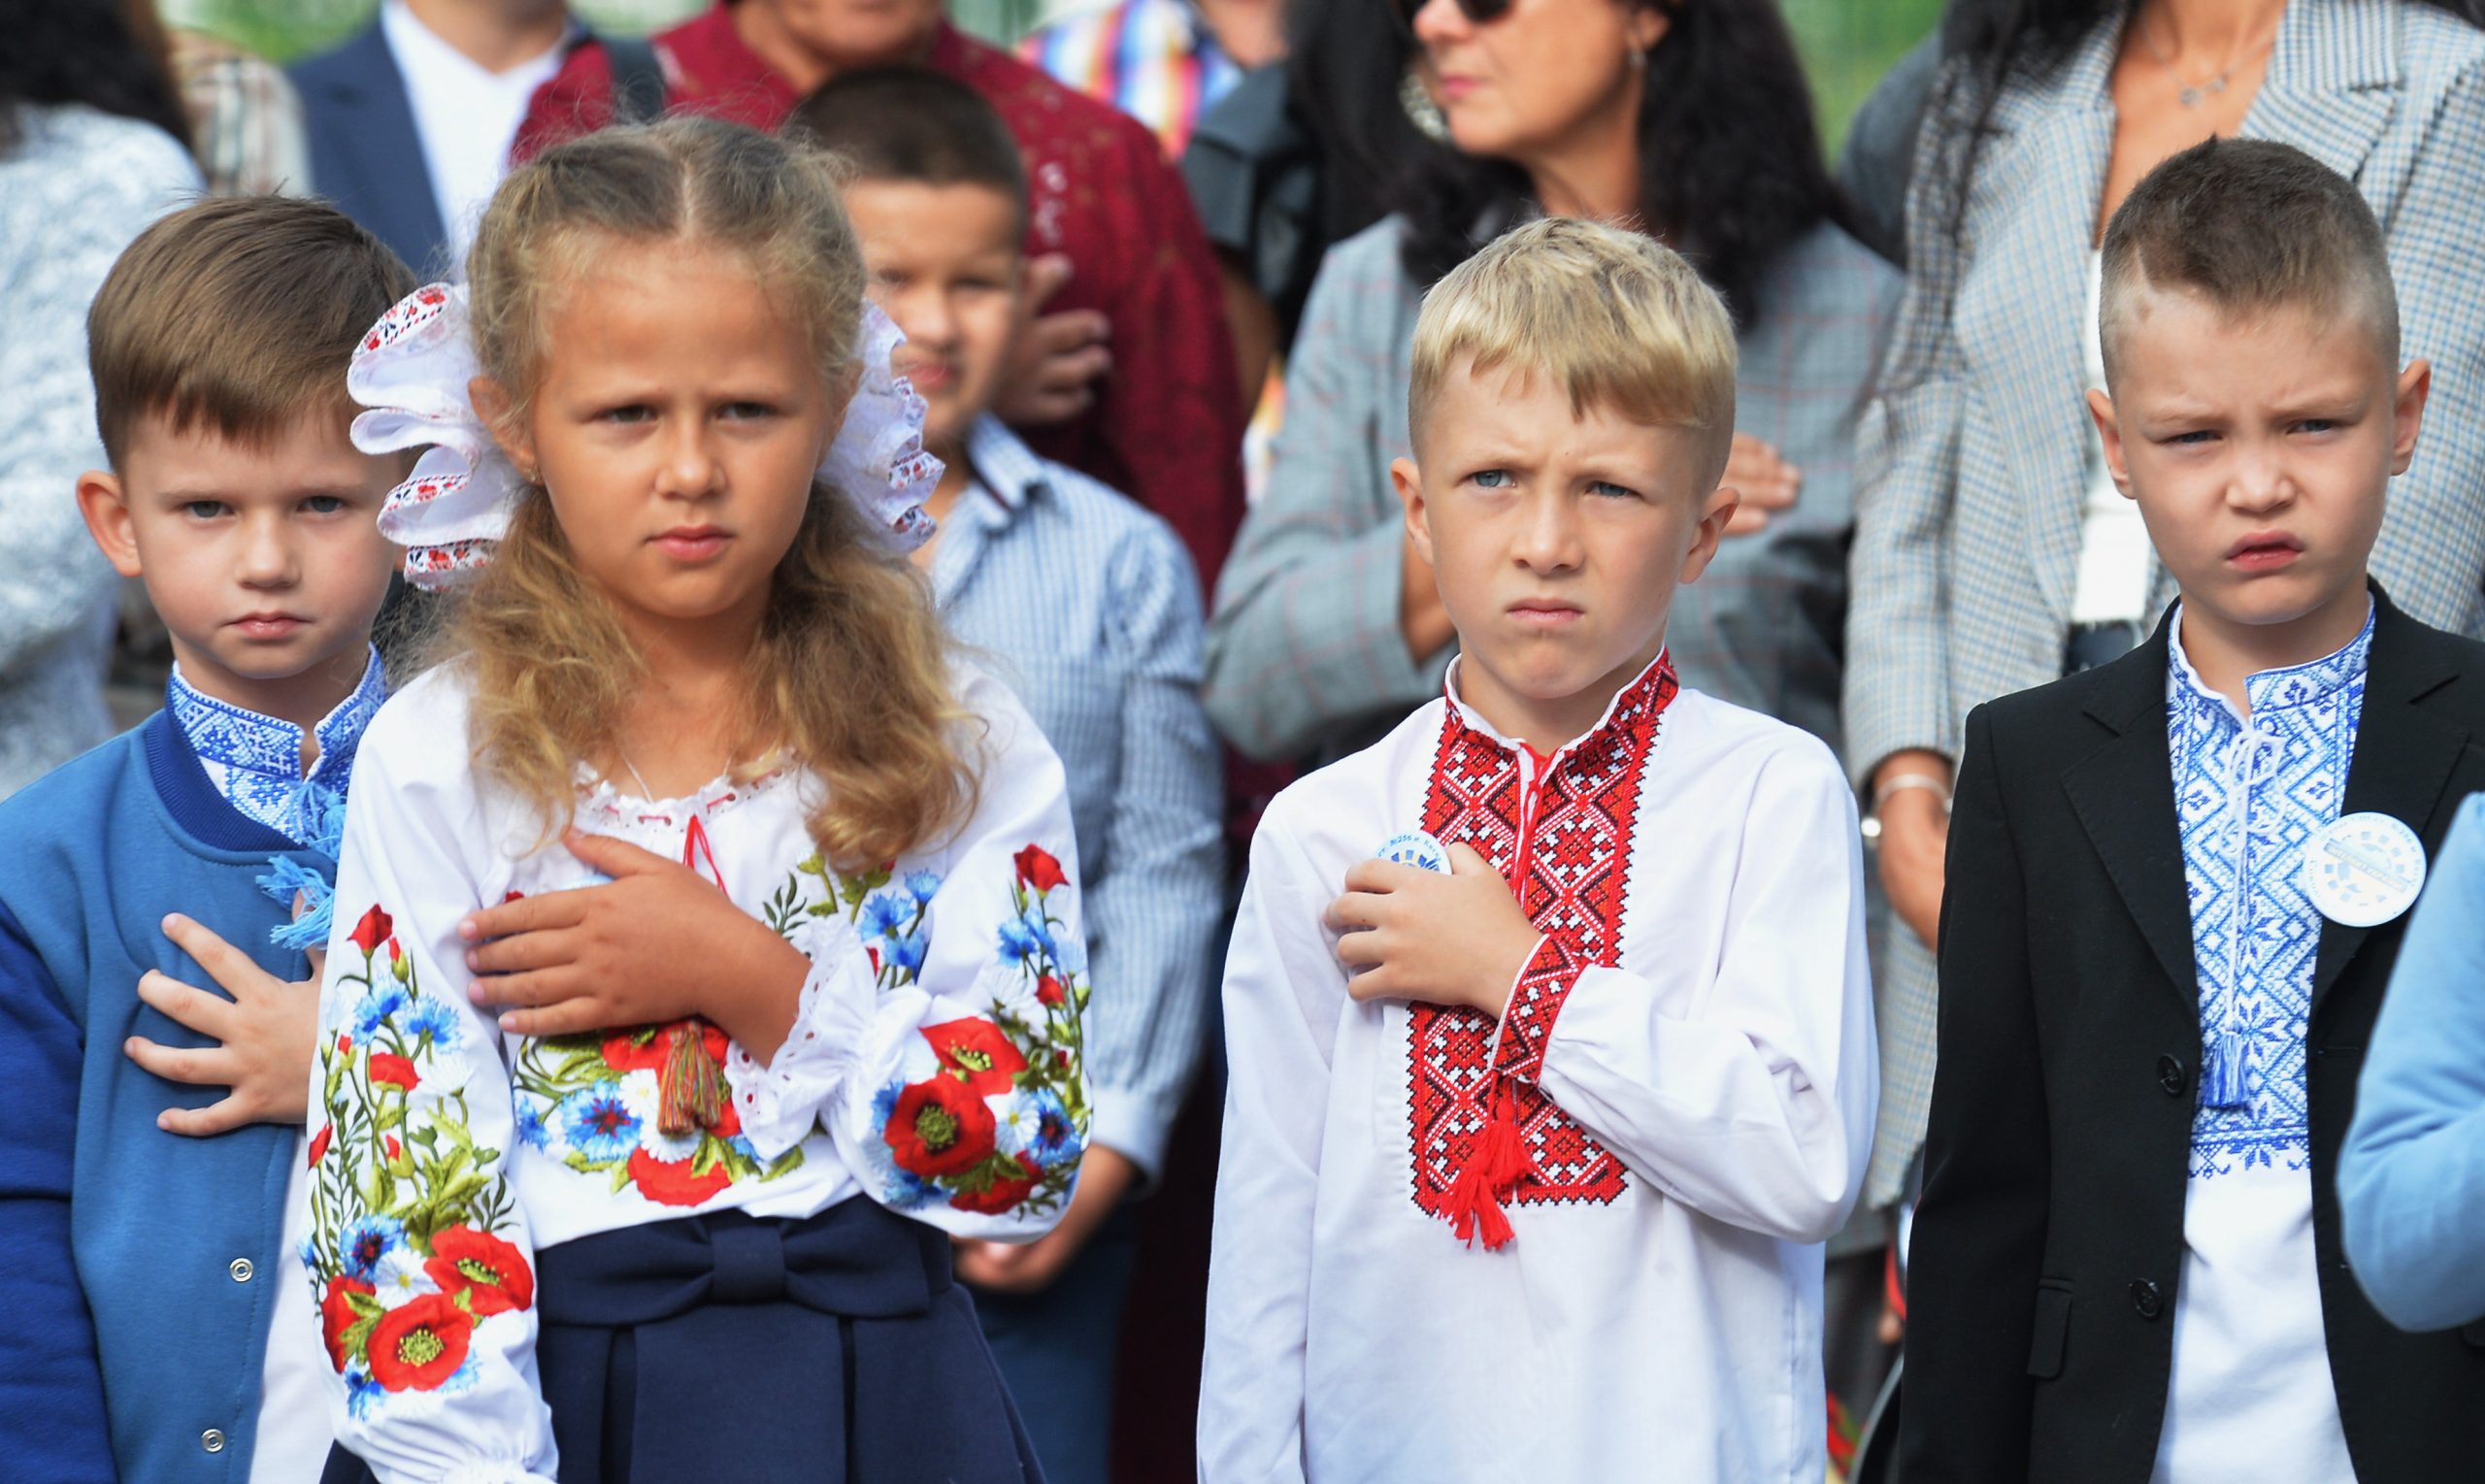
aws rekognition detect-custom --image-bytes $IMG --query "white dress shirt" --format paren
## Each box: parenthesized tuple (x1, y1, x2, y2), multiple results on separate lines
(1200, 655, 1878, 1482)
(379, 0, 565, 268)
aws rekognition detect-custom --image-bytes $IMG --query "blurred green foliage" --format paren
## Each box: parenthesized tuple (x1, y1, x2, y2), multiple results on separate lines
(167, 0, 1943, 152)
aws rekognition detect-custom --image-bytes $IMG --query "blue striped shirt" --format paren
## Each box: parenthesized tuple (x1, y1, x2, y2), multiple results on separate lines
(929, 416, 1224, 1175)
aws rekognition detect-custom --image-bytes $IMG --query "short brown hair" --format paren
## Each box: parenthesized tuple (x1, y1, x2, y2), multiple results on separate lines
(1409, 216, 1739, 489)
(2101, 137, 2397, 380)
(787, 67, 1028, 237)
(87, 195, 416, 467)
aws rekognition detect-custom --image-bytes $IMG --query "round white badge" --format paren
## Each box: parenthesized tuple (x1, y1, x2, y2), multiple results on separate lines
(1376, 831, 1453, 874)
(2301, 811, 2427, 928)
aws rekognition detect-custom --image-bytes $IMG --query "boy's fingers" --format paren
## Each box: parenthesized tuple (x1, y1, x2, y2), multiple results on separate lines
(1334, 929, 1389, 967)
(1023, 251, 1075, 312)
(162, 912, 270, 998)
(157, 1094, 257, 1138)
(135, 970, 239, 1039)
(124, 1034, 237, 1088)
(1341, 858, 1426, 895)
(1323, 892, 1385, 933)
(1443, 844, 1499, 877)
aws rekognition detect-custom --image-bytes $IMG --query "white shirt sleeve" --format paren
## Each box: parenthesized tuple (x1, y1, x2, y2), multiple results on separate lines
(1197, 809, 1341, 1484)
(1530, 742, 1879, 1245)
(302, 700, 556, 1484)
(727, 670, 1097, 1242)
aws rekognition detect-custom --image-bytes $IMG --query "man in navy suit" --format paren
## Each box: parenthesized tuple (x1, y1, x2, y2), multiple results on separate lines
(290, 0, 572, 280)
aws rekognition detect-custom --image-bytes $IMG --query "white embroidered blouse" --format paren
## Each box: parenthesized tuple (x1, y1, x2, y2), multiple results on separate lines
(1199, 657, 1878, 1484)
(301, 662, 1090, 1484)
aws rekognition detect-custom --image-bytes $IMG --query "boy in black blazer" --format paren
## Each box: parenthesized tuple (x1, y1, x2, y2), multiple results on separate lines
(1904, 137, 2485, 1482)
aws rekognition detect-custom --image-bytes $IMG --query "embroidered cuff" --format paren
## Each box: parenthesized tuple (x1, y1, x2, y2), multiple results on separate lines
(1491, 934, 1586, 1084)
(724, 913, 876, 1163)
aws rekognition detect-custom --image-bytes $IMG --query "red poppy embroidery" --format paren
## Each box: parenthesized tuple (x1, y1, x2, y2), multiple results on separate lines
(368, 1053, 420, 1091)
(1011, 843, 1068, 894)
(625, 1146, 734, 1207)
(950, 1152, 1044, 1214)
(922, 1018, 1028, 1096)
(308, 1125, 333, 1167)
(321, 1276, 373, 1370)
(367, 1293, 473, 1391)
(1036, 974, 1065, 1007)
(348, 906, 392, 957)
(883, 1075, 998, 1178)
(1406, 657, 1677, 1246)
(424, 1226, 535, 1315)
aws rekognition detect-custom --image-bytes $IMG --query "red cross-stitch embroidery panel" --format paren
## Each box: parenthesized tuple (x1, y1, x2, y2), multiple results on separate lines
(1405, 661, 1676, 1219)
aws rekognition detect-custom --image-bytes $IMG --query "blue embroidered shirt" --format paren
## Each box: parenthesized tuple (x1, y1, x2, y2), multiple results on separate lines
(2155, 602, 2371, 1480)
(169, 647, 385, 842)
(2169, 602, 2372, 1177)
(168, 650, 385, 950)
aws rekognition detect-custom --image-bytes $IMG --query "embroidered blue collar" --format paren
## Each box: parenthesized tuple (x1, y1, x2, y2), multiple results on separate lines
(2167, 599, 2375, 718)
(165, 649, 387, 952)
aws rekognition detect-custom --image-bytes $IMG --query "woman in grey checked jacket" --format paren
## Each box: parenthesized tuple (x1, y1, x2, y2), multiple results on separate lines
(1199, 0, 1901, 772)
(1847, 0, 2485, 1214)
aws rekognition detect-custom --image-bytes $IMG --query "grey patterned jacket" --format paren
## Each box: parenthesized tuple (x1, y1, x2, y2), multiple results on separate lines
(0, 107, 199, 799)
(1204, 214, 1902, 768)
(1846, 0, 2485, 1206)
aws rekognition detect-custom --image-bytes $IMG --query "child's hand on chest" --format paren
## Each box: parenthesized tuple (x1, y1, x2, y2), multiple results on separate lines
(1322, 842, 1542, 1017)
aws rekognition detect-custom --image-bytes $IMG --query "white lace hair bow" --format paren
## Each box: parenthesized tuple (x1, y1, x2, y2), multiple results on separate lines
(347, 281, 941, 590)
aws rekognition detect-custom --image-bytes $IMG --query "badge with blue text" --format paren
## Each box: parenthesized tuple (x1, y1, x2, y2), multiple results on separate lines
(2302, 811, 2427, 928)
(1375, 831, 1452, 874)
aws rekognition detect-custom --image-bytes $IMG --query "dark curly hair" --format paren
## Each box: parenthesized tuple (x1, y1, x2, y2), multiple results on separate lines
(0, 0, 191, 156)
(1394, 0, 1845, 327)
(1929, 0, 2485, 245)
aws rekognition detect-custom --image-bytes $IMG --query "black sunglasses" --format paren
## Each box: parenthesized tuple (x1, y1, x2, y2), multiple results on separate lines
(1396, 0, 1514, 28)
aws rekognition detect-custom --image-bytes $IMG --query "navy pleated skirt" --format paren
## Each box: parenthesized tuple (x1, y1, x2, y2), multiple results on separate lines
(322, 1200, 1047, 1483)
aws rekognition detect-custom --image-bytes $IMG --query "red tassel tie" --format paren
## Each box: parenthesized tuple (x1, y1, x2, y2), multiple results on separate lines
(1444, 1081, 1529, 1250)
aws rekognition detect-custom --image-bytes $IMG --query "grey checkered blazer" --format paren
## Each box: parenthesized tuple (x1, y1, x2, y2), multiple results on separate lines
(1846, 0, 2485, 1207)
(1206, 214, 1900, 765)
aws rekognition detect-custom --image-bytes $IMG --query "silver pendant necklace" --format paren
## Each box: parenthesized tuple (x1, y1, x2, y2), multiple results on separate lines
(2137, 12, 2271, 110)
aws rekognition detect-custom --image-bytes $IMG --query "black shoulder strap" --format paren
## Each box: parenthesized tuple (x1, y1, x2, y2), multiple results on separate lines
(605, 36, 667, 126)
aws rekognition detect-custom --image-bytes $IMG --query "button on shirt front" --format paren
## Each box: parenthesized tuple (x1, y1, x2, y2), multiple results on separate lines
(2150, 604, 2369, 1484)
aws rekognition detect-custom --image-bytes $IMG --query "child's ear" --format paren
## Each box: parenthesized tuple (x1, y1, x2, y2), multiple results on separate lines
(1678, 482, 1738, 584)
(1390, 455, 1434, 566)
(2086, 388, 2135, 499)
(2391, 358, 2433, 476)
(467, 376, 536, 479)
(75, 470, 144, 578)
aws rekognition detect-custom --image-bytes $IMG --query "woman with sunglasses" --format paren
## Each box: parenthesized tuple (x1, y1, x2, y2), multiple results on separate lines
(1201, 0, 1898, 785)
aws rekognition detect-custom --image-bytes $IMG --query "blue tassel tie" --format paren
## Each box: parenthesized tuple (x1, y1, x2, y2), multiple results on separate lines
(2202, 1030, 2254, 1111)
(256, 780, 348, 953)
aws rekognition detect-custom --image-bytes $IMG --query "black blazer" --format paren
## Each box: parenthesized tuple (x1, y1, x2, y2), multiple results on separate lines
(1902, 591, 2485, 1483)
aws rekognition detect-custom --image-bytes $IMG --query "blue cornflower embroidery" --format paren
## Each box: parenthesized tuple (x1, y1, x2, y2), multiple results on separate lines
(337, 1214, 408, 1282)
(344, 1365, 387, 1420)
(862, 892, 912, 940)
(1021, 1086, 1082, 1168)
(997, 916, 1044, 967)
(514, 1098, 552, 1151)
(559, 1081, 642, 1162)
(405, 996, 461, 1052)
(352, 983, 410, 1039)
(884, 931, 929, 977)
(905, 870, 943, 904)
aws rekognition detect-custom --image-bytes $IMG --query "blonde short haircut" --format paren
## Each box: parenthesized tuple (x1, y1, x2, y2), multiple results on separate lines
(1408, 216, 1738, 489)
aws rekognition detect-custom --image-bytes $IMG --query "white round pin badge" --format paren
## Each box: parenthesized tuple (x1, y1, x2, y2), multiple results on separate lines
(1376, 831, 1452, 874)
(2301, 811, 2427, 928)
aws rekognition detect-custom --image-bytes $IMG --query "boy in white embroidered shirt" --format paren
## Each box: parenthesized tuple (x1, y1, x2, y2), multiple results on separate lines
(1197, 216, 1878, 1483)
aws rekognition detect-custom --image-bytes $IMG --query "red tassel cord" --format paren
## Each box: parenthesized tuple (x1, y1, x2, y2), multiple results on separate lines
(657, 1021, 728, 1136)
(1444, 1080, 1530, 1250)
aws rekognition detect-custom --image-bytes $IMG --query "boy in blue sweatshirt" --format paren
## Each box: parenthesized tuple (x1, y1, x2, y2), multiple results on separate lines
(0, 195, 412, 1482)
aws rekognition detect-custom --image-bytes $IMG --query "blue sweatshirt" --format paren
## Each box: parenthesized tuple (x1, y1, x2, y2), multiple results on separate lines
(0, 710, 337, 1482)
(2341, 791, 2485, 1330)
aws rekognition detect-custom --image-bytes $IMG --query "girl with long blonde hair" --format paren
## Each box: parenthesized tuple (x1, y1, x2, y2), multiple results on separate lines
(307, 116, 1081, 1483)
